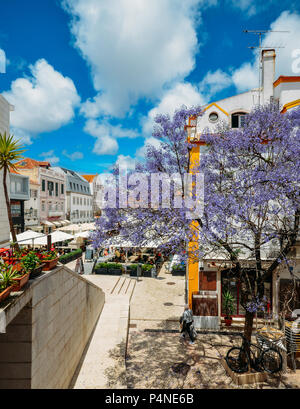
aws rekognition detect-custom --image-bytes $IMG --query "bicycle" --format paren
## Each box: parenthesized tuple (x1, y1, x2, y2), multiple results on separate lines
(225, 334, 283, 374)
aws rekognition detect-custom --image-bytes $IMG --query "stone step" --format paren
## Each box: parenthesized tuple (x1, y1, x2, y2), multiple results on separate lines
(110, 276, 125, 295)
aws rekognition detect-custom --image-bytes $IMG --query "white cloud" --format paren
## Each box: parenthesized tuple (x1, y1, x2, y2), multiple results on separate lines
(262, 11, 300, 77)
(63, 0, 207, 118)
(39, 150, 60, 165)
(198, 11, 300, 97)
(10, 127, 32, 146)
(62, 150, 84, 161)
(84, 119, 138, 155)
(142, 82, 205, 135)
(199, 69, 232, 97)
(231, 62, 258, 92)
(115, 154, 136, 172)
(136, 136, 162, 159)
(3, 59, 80, 143)
(227, 0, 258, 16)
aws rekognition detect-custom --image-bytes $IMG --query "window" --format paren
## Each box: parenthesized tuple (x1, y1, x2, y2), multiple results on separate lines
(42, 202, 45, 212)
(73, 196, 75, 205)
(231, 112, 247, 128)
(42, 179, 46, 192)
(209, 112, 219, 123)
(61, 184, 64, 195)
(48, 181, 54, 194)
(55, 183, 58, 196)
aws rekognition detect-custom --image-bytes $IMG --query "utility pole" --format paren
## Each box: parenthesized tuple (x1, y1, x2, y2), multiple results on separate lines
(243, 29, 289, 105)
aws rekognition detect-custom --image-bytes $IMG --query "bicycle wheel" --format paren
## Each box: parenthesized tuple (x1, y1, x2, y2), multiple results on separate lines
(226, 347, 249, 373)
(261, 348, 283, 374)
(248, 344, 264, 372)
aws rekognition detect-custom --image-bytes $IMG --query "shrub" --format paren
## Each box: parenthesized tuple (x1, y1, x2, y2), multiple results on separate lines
(106, 263, 122, 270)
(172, 264, 185, 271)
(142, 264, 153, 272)
(59, 249, 82, 264)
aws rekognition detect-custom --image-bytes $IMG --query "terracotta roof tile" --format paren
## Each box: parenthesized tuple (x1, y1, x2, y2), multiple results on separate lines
(82, 174, 98, 183)
(14, 158, 51, 170)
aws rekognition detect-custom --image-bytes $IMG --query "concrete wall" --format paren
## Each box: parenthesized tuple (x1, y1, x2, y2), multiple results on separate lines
(0, 265, 105, 389)
(0, 95, 11, 246)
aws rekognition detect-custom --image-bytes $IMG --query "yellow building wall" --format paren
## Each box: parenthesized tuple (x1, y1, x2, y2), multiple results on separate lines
(187, 144, 200, 308)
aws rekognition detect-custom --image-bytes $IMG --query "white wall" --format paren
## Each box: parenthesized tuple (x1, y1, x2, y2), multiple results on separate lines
(0, 95, 11, 246)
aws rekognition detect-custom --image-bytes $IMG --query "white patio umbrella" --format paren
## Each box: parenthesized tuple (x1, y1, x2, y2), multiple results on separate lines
(58, 224, 81, 234)
(10, 230, 46, 246)
(74, 231, 92, 239)
(33, 231, 75, 246)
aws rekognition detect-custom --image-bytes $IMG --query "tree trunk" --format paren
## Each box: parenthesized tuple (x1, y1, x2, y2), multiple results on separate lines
(243, 310, 254, 343)
(3, 166, 20, 252)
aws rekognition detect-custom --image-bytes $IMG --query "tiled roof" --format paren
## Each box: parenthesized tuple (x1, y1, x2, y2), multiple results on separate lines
(14, 158, 51, 169)
(9, 167, 20, 175)
(82, 174, 98, 183)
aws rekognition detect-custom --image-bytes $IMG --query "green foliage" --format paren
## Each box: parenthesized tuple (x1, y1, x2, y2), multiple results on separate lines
(223, 290, 235, 318)
(95, 262, 122, 270)
(142, 264, 153, 272)
(59, 249, 82, 264)
(0, 132, 26, 171)
(41, 250, 58, 261)
(0, 265, 22, 290)
(106, 263, 122, 270)
(21, 251, 41, 272)
(172, 263, 185, 271)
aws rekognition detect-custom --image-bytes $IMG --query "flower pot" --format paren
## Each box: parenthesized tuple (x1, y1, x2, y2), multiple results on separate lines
(1, 257, 20, 265)
(142, 270, 152, 277)
(29, 264, 45, 279)
(0, 286, 13, 303)
(224, 317, 233, 327)
(172, 269, 185, 276)
(129, 269, 137, 277)
(42, 258, 59, 271)
(95, 268, 107, 275)
(110, 269, 122, 275)
(11, 273, 30, 292)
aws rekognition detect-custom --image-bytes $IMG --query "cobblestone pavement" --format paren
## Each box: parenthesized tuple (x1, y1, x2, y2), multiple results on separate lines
(124, 331, 300, 389)
(77, 262, 300, 389)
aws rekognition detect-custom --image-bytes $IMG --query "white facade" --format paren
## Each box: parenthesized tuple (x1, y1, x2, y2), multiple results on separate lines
(52, 167, 93, 224)
(0, 95, 13, 246)
(191, 49, 300, 141)
(68, 192, 93, 223)
(24, 180, 40, 229)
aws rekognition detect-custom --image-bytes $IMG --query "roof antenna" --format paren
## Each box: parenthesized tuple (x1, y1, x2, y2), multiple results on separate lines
(243, 29, 289, 105)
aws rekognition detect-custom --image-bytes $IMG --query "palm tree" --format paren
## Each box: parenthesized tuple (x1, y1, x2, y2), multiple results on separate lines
(0, 132, 26, 252)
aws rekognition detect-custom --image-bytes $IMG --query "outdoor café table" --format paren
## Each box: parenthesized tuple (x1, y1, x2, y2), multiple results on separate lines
(256, 326, 287, 372)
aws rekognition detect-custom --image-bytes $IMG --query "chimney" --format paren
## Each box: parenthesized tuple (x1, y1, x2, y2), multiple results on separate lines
(261, 49, 276, 105)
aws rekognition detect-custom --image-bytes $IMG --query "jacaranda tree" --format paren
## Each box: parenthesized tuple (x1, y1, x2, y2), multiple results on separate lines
(93, 103, 300, 342)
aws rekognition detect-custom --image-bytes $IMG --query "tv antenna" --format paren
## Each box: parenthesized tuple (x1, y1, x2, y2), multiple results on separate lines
(243, 29, 289, 105)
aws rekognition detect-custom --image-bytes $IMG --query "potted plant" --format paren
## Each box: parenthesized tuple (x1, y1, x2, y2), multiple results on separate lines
(223, 290, 235, 326)
(107, 263, 123, 275)
(0, 264, 28, 293)
(21, 251, 45, 279)
(171, 263, 186, 276)
(39, 250, 59, 271)
(128, 264, 138, 277)
(142, 264, 153, 277)
(94, 262, 108, 275)
(0, 264, 18, 303)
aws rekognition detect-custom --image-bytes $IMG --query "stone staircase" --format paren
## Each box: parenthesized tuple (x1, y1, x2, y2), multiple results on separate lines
(110, 276, 136, 299)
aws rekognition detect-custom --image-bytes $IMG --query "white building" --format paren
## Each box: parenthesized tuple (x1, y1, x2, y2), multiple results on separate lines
(81, 174, 103, 218)
(15, 159, 67, 233)
(190, 49, 300, 141)
(52, 167, 93, 224)
(187, 49, 300, 322)
(0, 95, 13, 247)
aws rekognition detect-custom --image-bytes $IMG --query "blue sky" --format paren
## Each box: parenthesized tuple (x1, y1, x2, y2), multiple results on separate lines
(1, 0, 300, 174)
